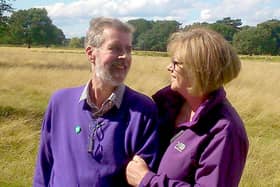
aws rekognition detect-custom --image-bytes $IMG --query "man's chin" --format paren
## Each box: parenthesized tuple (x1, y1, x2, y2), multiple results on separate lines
(108, 77, 125, 87)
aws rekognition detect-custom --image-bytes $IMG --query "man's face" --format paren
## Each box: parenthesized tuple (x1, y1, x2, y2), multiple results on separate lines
(91, 28, 132, 86)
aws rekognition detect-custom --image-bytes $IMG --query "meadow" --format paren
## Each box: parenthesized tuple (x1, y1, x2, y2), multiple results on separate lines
(0, 46, 279, 186)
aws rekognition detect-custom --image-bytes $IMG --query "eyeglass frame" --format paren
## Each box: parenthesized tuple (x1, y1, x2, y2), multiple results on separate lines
(170, 59, 183, 71)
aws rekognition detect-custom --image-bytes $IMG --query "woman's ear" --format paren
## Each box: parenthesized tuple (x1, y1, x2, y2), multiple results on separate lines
(85, 46, 95, 63)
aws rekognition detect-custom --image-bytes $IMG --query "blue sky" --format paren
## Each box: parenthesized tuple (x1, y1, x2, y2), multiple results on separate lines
(12, 0, 280, 38)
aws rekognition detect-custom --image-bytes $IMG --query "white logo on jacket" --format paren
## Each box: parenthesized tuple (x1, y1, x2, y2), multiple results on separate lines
(174, 141, 186, 152)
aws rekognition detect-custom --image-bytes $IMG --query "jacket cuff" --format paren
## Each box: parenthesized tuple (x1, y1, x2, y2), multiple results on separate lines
(139, 171, 156, 187)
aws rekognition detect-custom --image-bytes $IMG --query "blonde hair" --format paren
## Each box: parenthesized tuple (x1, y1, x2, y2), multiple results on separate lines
(84, 17, 134, 48)
(167, 27, 241, 96)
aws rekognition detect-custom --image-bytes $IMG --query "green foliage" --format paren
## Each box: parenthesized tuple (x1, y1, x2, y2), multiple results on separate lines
(0, 8, 65, 47)
(0, 0, 13, 39)
(184, 17, 280, 55)
(128, 19, 181, 51)
(127, 19, 153, 47)
(257, 19, 280, 54)
(185, 17, 241, 42)
(209, 23, 238, 41)
(216, 17, 242, 28)
(233, 25, 278, 55)
(0, 0, 13, 25)
(68, 37, 84, 48)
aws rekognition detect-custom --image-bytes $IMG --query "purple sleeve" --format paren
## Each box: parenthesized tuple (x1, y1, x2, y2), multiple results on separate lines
(195, 129, 248, 186)
(33, 101, 54, 186)
(140, 125, 248, 187)
(134, 107, 160, 171)
(140, 171, 193, 187)
(124, 98, 160, 171)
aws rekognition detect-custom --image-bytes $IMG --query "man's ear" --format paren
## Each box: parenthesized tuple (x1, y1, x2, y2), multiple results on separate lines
(85, 46, 95, 63)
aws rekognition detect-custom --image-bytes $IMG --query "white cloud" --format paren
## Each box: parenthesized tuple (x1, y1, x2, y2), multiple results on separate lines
(38, 0, 279, 37)
(200, 9, 211, 20)
(195, 0, 280, 25)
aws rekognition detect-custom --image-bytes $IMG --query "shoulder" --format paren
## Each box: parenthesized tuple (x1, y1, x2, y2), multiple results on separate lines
(123, 86, 157, 112)
(124, 86, 154, 104)
(208, 101, 248, 145)
(49, 85, 85, 105)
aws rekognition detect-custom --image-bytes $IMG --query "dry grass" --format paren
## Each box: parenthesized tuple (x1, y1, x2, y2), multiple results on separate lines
(0, 46, 280, 186)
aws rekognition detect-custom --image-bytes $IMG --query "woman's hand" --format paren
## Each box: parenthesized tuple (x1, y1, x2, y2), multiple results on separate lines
(126, 155, 150, 186)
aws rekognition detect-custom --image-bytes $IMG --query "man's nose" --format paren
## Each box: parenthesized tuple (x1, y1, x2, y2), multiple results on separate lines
(117, 50, 130, 59)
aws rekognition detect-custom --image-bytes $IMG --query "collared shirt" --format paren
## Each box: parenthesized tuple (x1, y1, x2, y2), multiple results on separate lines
(79, 80, 125, 117)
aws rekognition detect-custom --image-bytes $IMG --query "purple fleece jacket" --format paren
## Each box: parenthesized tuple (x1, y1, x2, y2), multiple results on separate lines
(33, 85, 159, 187)
(143, 87, 249, 187)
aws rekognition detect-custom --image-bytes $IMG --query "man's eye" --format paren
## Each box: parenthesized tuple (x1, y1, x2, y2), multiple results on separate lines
(109, 46, 121, 52)
(126, 47, 132, 54)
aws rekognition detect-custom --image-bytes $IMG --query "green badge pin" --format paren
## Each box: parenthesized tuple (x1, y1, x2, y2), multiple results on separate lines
(75, 125, 81, 134)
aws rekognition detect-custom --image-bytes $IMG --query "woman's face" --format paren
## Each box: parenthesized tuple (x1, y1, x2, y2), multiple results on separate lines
(167, 58, 190, 95)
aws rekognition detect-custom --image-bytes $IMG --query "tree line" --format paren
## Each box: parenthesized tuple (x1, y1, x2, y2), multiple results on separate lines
(128, 18, 280, 55)
(0, 2, 280, 55)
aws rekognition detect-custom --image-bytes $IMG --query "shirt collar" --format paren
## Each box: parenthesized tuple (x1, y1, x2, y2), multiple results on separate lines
(79, 80, 125, 109)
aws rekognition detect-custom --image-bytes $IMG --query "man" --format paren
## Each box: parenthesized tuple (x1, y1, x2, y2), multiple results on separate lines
(33, 17, 159, 186)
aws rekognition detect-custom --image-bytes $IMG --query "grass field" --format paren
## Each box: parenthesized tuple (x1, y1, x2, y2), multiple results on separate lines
(0, 46, 280, 186)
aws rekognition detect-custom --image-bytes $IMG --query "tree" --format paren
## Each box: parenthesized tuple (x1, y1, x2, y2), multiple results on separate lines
(133, 20, 181, 51)
(216, 17, 242, 29)
(184, 18, 241, 42)
(257, 19, 280, 54)
(7, 8, 65, 47)
(0, 0, 13, 36)
(183, 22, 209, 30)
(69, 37, 84, 48)
(211, 17, 242, 42)
(0, 0, 13, 25)
(127, 19, 152, 47)
(209, 23, 238, 42)
(233, 26, 277, 55)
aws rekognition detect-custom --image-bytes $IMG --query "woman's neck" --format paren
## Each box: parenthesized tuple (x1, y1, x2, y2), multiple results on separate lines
(175, 91, 207, 126)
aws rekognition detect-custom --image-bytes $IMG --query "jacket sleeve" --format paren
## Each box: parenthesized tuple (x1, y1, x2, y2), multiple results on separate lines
(139, 125, 248, 187)
(33, 101, 54, 187)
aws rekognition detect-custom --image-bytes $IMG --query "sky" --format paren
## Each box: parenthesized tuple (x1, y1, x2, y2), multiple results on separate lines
(12, 0, 280, 38)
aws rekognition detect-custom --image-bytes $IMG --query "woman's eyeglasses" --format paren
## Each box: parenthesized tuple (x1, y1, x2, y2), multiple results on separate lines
(170, 60, 183, 71)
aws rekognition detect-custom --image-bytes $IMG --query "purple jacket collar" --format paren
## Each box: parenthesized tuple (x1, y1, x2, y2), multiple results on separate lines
(177, 87, 226, 128)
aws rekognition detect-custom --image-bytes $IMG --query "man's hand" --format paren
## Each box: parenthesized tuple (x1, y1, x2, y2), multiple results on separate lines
(126, 155, 150, 186)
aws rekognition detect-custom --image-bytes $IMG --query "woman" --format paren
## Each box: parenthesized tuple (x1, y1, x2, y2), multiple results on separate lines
(126, 28, 249, 187)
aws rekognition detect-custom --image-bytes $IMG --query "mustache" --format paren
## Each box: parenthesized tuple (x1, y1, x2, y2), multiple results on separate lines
(112, 61, 127, 67)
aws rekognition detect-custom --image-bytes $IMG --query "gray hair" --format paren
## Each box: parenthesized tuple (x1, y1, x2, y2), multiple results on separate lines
(84, 17, 134, 48)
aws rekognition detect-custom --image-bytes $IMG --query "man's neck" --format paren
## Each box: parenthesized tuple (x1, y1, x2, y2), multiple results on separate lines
(90, 78, 116, 108)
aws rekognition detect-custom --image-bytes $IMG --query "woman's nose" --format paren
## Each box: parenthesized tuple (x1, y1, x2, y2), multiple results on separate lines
(167, 63, 173, 72)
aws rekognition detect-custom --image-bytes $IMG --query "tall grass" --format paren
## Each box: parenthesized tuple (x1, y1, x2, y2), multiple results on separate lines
(0, 46, 280, 186)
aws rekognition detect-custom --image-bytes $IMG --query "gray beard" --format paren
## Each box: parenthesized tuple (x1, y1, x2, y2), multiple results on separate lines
(95, 65, 122, 87)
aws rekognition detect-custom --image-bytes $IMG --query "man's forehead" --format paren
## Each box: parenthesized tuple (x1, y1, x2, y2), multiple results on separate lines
(103, 30, 132, 43)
